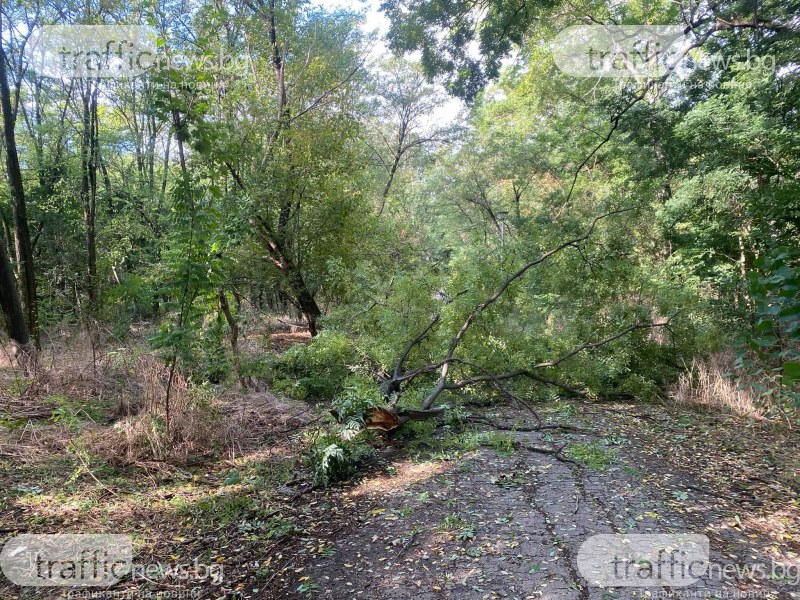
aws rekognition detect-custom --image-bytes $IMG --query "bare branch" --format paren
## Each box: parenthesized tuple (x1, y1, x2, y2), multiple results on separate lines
(392, 314, 440, 381)
(533, 313, 677, 369)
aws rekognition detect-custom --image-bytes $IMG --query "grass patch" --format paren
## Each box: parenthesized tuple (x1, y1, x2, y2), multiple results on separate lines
(567, 441, 617, 470)
(478, 431, 515, 455)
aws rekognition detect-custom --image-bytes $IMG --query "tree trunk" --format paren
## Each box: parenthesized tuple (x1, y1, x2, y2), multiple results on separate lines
(80, 81, 99, 309)
(0, 228, 32, 360)
(295, 282, 321, 337)
(0, 34, 38, 344)
(218, 289, 239, 351)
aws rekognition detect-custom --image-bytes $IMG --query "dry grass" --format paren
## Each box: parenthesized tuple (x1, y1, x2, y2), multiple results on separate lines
(86, 354, 251, 465)
(1, 328, 253, 466)
(668, 352, 764, 419)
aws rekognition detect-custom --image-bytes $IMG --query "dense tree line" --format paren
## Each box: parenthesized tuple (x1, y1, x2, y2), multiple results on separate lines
(0, 0, 797, 419)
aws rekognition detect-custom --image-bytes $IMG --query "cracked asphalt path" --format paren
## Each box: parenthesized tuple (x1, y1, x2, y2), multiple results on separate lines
(294, 407, 798, 600)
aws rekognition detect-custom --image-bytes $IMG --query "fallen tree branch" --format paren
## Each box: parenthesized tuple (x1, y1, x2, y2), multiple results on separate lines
(466, 415, 588, 433)
(419, 208, 636, 410)
(420, 313, 678, 410)
(375, 209, 678, 429)
(481, 439, 576, 464)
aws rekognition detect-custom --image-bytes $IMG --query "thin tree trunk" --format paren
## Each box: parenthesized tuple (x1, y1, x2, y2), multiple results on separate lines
(161, 132, 172, 199)
(296, 282, 321, 336)
(218, 289, 239, 351)
(80, 81, 100, 309)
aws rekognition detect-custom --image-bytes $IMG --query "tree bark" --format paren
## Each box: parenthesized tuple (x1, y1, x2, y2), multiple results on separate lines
(80, 80, 100, 308)
(218, 289, 239, 351)
(251, 215, 322, 336)
(295, 280, 321, 336)
(0, 31, 38, 344)
(0, 225, 31, 356)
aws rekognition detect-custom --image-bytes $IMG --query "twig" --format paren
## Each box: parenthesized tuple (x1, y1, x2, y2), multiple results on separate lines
(466, 415, 587, 433)
(75, 451, 119, 497)
(518, 442, 576, 464)
(395, 529, 421, 559)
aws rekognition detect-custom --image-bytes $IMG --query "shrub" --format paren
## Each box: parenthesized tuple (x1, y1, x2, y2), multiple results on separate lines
(191, 314, 232, 384)
(737, 247, 800, 417)
(306, 431, 374, 487)
(273, 331, 356, 400)
(84, 355, 244, 464)
(237, 353, 274, 381)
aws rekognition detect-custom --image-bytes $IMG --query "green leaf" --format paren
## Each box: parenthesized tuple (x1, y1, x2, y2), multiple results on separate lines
(783, 361, 800, 381)
(223, 470, 242, 486)
(752, 336, 778, 347)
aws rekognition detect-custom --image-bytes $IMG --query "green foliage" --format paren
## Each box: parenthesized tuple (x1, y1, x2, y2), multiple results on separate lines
(306, 430, 375, 487)
(6, 0, 798, 442)
(0, 413, 28, 433)
(101, 275, 158, 337)
(296, 579, 320, 597)
(395, 419, 437, 441)
(457, 525, 476, 542)
(383, 0, 547, 99)
(262, 518, 300, 540)
(273, 332, 356, 401)
(237, 353, 274, 381)
(567, 442, 618, 471)
(190, 315, 232, 384)
(180, 494, 262, 527)
(47, 395, 103, 430)
(479, 431, 515, 456)
(736, 247, 800, 412)
(330, 376, 382, 434)
(440, 513, 467, 531)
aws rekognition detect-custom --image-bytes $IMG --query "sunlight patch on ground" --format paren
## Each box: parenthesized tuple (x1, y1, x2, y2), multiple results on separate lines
(741, 509, 800, 559)
(348, 460, 451, 497)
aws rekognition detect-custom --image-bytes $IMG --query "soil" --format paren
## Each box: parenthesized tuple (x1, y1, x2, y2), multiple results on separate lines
(280, 405, 800, 600)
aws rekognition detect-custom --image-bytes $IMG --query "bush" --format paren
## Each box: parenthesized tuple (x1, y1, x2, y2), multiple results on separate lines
(737, 247, 800, 416)
(307, 431, 375, 487)
(237, 353, 274, 381)
(84, 356, 244, 464)
(330, 376, 381, 426)
(100, 275, 157, 336)
(191, 315, 232, 384)
(273, 332, 356, 400)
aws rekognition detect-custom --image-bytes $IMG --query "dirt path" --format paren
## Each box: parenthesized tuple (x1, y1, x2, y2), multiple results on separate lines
(283, 406, 799, 600)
